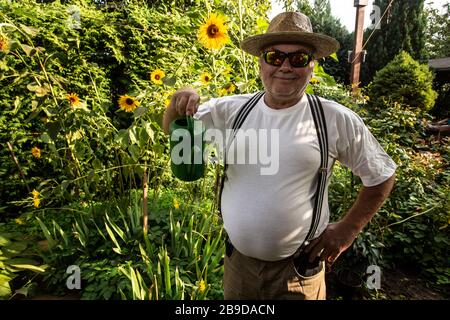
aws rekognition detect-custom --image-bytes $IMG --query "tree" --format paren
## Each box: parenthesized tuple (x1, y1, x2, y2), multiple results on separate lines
(361, 0, 428, 85)
(425, 2, 450, 59)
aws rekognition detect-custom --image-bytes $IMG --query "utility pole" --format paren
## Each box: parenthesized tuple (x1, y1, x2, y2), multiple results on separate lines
(350, 0, 368, 93)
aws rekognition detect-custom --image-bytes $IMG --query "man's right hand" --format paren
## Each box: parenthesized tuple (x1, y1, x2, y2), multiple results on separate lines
(163, 87, 200, 134)
(169, 87, 200, 116)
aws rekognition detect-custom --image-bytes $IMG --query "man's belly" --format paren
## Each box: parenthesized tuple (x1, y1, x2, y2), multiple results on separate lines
(221, 178, 316, 261)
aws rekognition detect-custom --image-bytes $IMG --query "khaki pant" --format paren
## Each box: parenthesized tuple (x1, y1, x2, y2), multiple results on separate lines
(224, 247, 326, 300)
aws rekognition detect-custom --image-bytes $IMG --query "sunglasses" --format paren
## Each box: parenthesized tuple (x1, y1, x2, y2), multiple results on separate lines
(261, 50, 314, 68)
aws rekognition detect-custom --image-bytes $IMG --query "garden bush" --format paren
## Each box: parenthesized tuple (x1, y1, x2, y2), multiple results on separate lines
(369, 51, 438, 114)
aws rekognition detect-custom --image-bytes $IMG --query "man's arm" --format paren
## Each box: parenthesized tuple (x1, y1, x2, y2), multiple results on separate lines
(304, 173, 396, 263)
(162, 87, 200, 134)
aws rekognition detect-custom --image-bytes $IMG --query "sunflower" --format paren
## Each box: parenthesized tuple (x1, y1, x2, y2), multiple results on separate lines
(198, 13, 229, 50)
(224, 83, 236, 94)
(31, 146, 41, 159)
(66, 93, 80, 107)
(150, 69, 165, 85)
(310, 77, 320, 84)
(217, 88, 228, 97)
(0, 35, 9, 52)
(118, 95, 140, 112)
(222, 66, 232, 76)
(200, 72, 212, 85)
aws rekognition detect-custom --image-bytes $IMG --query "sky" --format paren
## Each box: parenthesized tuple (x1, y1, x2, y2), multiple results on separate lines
(269, 0, 448, 32)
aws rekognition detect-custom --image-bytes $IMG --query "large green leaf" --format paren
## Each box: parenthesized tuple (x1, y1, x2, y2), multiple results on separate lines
(115, 129, 129, 148)
(10, 264, 46, 273)
(0, 278, 12, 298)
(0, 235, 10, 247)
(2, 242, 28, 257)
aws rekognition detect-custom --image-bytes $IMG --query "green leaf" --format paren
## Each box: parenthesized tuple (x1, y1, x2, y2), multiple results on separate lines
(105, 213, 126, 242)
(138, 127, 150, 148)
(143, 122, 154, 142)
(0, 276, 12, 298)
(129, 145, 140, 162)
(133, 107, 148, 118)
(36, 217, 56, 249)
(104, 221, 122, 255)
(27, 83, 39, 92)
(40, 132, 52, 144)
(92, 158, 103, 170)
(129, 126, 138, 145)
(19, 23, 39, 37)
(5, 258, 38, 265)
(3, 242, 27, 256)
(46, 121, 61, 141)
(53, 220, 68, 247)
(21, 44, 36, 57)
(0, 235, 10, 247)
(13, 96, 21, 114)
(163, 76, 176, 86)
(115, 129, 129, 148)
(10, 264, 46, 273)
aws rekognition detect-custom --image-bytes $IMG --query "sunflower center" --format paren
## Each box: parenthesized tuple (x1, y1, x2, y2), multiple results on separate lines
(207, 25, 219, 37)
(155, 75, 160, 80)
(205, 76, 210, 81)
(126, 98, 134, 105)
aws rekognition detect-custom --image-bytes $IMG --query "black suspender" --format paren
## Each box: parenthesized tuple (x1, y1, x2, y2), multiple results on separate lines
(304, 93, 329, 245)
(218, 92, 328, 246)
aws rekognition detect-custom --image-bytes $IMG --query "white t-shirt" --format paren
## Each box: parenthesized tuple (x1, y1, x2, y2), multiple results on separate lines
(194, 93, 397, 261)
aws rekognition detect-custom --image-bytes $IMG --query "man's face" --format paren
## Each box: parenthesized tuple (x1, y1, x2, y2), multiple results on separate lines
(259, 43, 315, 108)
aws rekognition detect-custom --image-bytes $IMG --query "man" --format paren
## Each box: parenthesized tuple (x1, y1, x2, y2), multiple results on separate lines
(163, 12, 396, 300)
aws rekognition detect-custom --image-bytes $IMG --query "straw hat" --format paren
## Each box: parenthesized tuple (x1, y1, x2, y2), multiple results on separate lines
(240, 12, 340, 59)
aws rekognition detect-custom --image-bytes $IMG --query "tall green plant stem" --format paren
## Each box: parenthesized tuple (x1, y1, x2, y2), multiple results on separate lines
(237, 0, 248, 83)
(6, 141, 31, 193)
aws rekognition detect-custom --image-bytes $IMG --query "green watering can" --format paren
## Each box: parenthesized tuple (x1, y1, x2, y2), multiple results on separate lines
(169, 116, 206, 182)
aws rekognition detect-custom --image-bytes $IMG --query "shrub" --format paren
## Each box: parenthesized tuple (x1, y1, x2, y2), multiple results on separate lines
(369, 51, 437, 113)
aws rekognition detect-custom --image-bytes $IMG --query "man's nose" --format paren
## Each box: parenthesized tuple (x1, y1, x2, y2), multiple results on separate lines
(279, 57, 294, 72)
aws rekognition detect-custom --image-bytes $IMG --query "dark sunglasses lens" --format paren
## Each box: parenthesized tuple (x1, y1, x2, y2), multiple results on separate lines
(265, 51, 285, 66)
(289, 53, 310, 67)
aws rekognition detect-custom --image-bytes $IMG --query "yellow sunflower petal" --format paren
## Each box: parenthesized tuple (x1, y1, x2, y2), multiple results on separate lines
(118, 95, 140, 112)
(200, 72, 212, 85)
(0, 35, 9, 52)
(198, 13, 229, 50)
(31, 147, 41, 159)
(66, 93, 80, 106)
(150, 69, 165, 85)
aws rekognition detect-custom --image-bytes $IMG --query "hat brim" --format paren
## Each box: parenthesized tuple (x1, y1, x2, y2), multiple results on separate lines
(240, 32, 340, 59)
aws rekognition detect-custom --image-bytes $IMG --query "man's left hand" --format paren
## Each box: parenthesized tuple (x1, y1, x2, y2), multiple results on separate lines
(303, 221, 360, 264)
